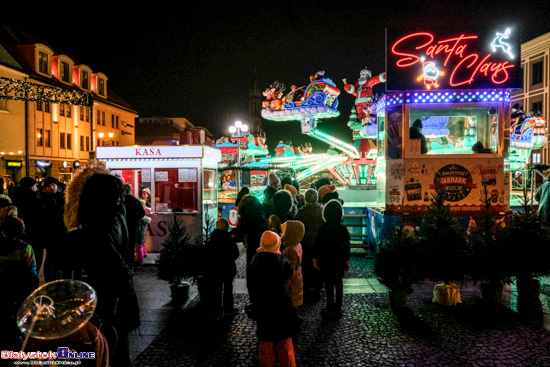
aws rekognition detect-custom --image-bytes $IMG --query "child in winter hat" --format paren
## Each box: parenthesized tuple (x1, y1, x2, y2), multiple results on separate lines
(281, 220, 305, 308)
(318, 184, 340, 204)
(257, 230, 281, 254)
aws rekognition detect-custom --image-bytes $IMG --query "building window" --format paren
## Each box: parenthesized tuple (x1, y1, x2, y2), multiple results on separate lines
(86, 107, 90, 122)
(60, 132, 66, 149)
(102, 111, 106, 126)
(37, 128, 44, 146)
(45, 130, 51, 148)
(532, 101, 543, 114)
(86, 136, 90, 151)
(67, 133, 72, 150)
(37, 102, 42, 111)
(38, 51, 48, 74)
(532, 61, 543, 85)
(80, 135, 84, 151)
(96, 110, 101, 125)
(116, 116, 119, 129)
(81, 70, 89, 89)
(60, 104, 65, 116)
(98, 78, 105, 96)
(532, 152, 541, 164)
(111, 115, 115, 128)
(61, 61, 70, 83)
(0, 100, 8, 111)
(67, 106, 71, 118)
(80, 106, 84, 120)
(45, 103, 50, 113)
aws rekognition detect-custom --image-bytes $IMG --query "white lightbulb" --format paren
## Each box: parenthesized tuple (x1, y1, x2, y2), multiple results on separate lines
(234, 120, 242, 128)
(229, 126, 237, 134)
(241, 124, 249, 132)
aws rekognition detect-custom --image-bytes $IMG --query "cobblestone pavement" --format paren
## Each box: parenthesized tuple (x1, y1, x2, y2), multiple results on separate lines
(132, 249, 550, 367)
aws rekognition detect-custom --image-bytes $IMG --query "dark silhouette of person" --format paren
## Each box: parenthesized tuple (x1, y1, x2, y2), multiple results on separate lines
(410, 119, 427, 154)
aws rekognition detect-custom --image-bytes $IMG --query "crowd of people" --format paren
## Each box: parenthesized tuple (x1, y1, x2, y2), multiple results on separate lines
(0, 169, 351, 367)
(219, 173, 351, 367)
(0, 168, 147, 367)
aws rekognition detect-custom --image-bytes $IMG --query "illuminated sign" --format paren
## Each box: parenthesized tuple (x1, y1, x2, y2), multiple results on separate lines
(386, 27, 520, 91)
(6, 160, 22, 168)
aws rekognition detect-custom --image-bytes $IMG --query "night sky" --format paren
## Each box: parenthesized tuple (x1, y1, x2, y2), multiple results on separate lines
(3, 1, 550, 152)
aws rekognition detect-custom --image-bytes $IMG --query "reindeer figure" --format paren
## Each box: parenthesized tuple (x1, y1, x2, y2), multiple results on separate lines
(262, 81, 286, 110)
(257, 132, 268, 150)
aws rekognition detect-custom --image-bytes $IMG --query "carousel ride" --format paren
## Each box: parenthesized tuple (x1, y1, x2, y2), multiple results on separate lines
(215, 69, 384, 198)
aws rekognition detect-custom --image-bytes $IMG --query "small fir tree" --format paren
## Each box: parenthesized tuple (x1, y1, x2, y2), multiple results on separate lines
(420, 190, 469, 284)
(156, 212, 197, 287)
(467, 186, 512, 303)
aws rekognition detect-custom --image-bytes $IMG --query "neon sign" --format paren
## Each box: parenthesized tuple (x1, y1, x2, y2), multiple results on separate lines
(386, 28, 520, 91)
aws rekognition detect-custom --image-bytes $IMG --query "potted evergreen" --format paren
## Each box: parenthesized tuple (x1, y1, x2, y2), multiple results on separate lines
(503, 190, 550, 313)
(156, 211, 203, 304)
(467, 186, 512, 305)
(375, 217, 426, 313)
(420, 190, 469, 306)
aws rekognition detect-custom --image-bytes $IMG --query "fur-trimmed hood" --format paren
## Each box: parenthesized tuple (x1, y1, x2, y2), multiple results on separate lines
(64, 165, 110, 230)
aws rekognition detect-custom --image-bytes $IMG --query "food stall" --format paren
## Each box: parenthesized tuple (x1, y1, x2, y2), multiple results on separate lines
(366, 26, 520, 246)
(96, 145, 221, 252)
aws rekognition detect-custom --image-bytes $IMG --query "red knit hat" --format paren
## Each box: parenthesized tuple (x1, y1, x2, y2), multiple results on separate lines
(257, 230, 281, 254)
(318, 184, 336, 198)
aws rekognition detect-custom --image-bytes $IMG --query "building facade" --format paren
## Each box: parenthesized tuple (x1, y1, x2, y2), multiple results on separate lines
(0, 27, 137, 186)
(135, 117, 213, 146)
(511, 31, 550, 165)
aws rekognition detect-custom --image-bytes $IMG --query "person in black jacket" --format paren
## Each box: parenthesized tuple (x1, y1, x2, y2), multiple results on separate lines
(64, 173, 139, 367)
(207, 218, 240, 315)
(39, 177, 67, 282)
(10, 177, 43, 272)
(122, 184, 145, 267)
(313, 199, 351, 318)
(249, 230, 296, 367)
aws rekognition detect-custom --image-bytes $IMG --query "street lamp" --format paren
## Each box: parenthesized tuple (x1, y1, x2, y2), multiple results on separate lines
(229, 120, 248, 194)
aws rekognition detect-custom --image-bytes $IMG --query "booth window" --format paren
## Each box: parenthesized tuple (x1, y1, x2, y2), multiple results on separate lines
(377, 110, 386, 159)
(409, 107, 499, 155)
(110, 169, 151, 208)
(154, 168, 198, 213)
(203, 169, 217, 210)
(387, 104, 403, 159)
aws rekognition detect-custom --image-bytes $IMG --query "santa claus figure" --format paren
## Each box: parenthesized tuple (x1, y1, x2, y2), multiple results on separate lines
(343, 67, 386, 123)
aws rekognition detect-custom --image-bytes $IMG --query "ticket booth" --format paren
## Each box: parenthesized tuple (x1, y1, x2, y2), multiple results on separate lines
(96, 145, 222, 252)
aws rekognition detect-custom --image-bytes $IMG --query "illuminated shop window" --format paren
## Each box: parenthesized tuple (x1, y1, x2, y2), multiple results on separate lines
(408, 106, 498, 155)
(203, 169, 217, 210)
(154, 168, 198, 213)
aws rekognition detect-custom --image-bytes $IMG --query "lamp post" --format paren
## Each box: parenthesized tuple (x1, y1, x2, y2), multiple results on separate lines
(228, 120, 248, 194)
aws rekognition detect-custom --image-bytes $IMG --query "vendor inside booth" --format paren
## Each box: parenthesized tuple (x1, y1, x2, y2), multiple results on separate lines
(96, 145, 221, 252)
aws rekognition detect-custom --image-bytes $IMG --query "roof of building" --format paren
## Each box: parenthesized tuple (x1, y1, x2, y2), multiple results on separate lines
(0, 22, 137, 113)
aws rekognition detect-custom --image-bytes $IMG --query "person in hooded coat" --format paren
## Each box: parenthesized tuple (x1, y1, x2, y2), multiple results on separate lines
(62, 173, 139, 367)
(295, 189, 324, 295)
(273, 190, 297, 225)
(281, 220, 305, 309)
(313, 199, 351, 318)
(249, 231, 296, 367)
(234, 194, 268, 295)
(0, 197, 38, 349)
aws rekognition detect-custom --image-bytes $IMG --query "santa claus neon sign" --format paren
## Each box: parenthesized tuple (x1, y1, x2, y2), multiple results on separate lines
(387, 28, 519, 91)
